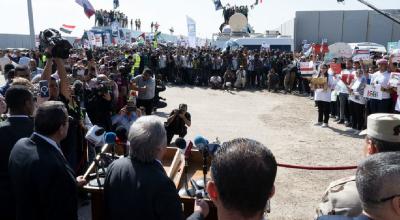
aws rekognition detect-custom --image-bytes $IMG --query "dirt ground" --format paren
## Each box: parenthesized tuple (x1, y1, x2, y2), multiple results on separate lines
(158, 85, 365, 220)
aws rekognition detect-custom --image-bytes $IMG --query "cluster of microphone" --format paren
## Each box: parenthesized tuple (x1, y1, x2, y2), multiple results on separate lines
(175, 136, 221, 199)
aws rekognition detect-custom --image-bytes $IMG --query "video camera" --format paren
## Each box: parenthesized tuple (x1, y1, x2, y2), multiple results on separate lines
(39, 28, 72, 59)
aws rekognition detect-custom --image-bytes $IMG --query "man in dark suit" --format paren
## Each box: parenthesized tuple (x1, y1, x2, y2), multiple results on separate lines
(0, 86, 34, 220)
(104, 116, 208, 220)
(8, 101, 86, 220)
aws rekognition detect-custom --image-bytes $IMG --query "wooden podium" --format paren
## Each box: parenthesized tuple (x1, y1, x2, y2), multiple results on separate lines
(82, 146, 218, 220)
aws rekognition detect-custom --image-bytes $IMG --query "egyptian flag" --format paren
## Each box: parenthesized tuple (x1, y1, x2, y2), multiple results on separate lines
(75, 0, 95, 18)
(59, 24, 76, 34)
(212, 0, 223, 11)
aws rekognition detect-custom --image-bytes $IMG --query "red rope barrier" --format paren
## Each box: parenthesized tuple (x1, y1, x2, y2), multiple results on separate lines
(277, 163, 357, 170)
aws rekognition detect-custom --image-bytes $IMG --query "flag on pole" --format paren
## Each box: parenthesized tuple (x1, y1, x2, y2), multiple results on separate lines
(113, 0, 119, 9)
(75, 0, 95, 18)
(212, 0, 223, 10)
(59, 24, 76, 34)
(154, 31, 161, 41)
(138, 32, 146, 40)
(186, 16, 197, 48)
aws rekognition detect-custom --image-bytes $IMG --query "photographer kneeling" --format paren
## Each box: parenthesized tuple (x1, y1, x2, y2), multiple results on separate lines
(165, 104, 191, 145)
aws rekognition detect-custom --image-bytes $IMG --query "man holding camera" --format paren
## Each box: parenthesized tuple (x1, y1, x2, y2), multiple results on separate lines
(165, 104, 191, 145)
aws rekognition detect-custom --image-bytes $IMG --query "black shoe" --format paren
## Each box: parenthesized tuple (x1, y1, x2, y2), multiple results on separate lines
(334, 118, 340, 122)
(345, 122, 352, 127)
(337, 120, 345, 124)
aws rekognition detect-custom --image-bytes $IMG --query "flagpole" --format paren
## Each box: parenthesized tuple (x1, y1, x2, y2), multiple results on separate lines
(27, 0, 36, 49)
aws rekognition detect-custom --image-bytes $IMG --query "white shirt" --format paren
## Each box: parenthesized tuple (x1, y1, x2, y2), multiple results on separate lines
(314, 75, 334, 102)
(33, 132, 65, 156)
(18, 56, 31, 66)
(370, 71, 391, 99)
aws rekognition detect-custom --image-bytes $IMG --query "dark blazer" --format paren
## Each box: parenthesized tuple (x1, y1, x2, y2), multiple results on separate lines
(104, 157, 183, 220)
(8, 133, 78, 220)
(0, 117, 33, 220)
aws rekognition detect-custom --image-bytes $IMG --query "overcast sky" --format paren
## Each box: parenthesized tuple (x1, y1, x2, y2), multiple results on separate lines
(0, 0, 398, 38)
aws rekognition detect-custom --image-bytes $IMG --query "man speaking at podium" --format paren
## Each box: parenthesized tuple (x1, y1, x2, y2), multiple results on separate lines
(104, 116, 208, 220)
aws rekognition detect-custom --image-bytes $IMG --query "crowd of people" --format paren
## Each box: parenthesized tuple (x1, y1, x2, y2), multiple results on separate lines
(95, 9, 129, 28)
(0, 41, 400, 220)
(309, 54, 399, 134)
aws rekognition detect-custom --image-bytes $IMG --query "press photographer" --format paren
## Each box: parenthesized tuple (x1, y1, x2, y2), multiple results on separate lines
(165, 103, 191, 145)
(85, 75, 114, 131)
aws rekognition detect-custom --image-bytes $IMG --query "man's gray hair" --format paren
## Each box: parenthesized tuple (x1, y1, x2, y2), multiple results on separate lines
(128, 116, 167, 163)
(356, 152, 400, 213)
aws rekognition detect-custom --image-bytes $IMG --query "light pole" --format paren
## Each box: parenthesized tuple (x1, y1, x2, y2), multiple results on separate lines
(27, 0, 36, 49)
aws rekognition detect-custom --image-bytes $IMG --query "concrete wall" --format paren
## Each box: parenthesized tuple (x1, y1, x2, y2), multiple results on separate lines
(293, 9, 400, 50)
(0, 34, 77, 50)
(277, 19, 295, 37)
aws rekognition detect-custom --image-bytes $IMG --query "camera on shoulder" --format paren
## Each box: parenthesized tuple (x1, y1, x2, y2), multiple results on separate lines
(39, 28, 72, 59)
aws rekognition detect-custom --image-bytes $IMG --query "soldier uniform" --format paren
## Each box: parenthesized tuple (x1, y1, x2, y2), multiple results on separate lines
(316, 113, 400, 220)
(316, 176, 362, 218)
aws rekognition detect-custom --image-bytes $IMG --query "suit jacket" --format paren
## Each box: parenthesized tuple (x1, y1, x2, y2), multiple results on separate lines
(8, 134, 78, 220)
(0, 117, 33, 220)
(104, 157, 183, 220)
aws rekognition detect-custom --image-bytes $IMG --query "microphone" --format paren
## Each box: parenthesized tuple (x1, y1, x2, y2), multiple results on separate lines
(193, 135, 210, 198)
(105, 132, 117, 158)
(83, 132, 116, 182)
(193, 135, 209, 152)
(175, 137, 187, 152)
(184, 141, 193, 160)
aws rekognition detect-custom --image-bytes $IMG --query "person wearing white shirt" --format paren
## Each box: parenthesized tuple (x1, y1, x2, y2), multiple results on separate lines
(348, 70, 367, 134)
(369, 59, 393, 114)
(18, 53, 31, 67)
(337, 60, 355, 126)
(313, 64, 334, 127)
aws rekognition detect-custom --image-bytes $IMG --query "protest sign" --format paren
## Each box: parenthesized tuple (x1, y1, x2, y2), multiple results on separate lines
(300, 62, 314, 76)
(363, 84, 383, 100)
(387, 42, 399, 53)
(391, 49, 400, 63)
(330, 63, 342, 75)
(352, 49, 370, 61)
(328, 42, 352, 58)
(389, 72, 400, 87)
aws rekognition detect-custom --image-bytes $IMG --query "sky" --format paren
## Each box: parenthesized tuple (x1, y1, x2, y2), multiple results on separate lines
(0, 0, 398, 39)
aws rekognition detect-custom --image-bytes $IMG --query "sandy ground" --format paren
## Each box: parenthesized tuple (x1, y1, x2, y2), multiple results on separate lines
(158, 85, 365, 220)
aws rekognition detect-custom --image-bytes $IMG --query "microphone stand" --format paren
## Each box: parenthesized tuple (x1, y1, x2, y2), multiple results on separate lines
(201, 148, 209, 198)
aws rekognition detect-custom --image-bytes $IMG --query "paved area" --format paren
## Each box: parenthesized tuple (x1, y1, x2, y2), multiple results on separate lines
(159, 85, 364, 220)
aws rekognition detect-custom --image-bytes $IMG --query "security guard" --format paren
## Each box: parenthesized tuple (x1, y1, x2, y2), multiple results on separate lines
(131, 50, 141, 76)
(316, 113, 400, 219)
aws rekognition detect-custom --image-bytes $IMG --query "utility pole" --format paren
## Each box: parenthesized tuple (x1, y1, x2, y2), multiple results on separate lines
(337, 0, 400, 25)
(27, 0, 36, 49)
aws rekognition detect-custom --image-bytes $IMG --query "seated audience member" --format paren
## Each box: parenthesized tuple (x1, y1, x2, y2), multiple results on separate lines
(316, 114, 400, 217)
(0, 86, 35, 220)
(318, 152, 400, 220)
(205, 138, 277, 220)
(165, 104, 191, 145)
(9, 101, 86, 220)
(104, 116, 206, 220)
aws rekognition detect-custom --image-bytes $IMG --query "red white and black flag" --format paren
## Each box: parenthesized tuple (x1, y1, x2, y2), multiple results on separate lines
(59, 24, 76, 34)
